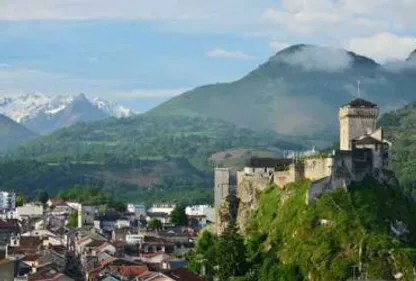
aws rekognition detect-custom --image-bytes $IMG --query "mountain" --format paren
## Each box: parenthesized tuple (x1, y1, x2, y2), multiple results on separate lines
(14, 115, 294, 165)
(147, 44, 416, 137)
(0, 114, 37, 150)
(0, 92, 134, 134)
(4, 115, 300, 203)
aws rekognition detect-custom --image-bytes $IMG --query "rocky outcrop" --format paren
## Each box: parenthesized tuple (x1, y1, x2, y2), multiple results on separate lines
(236, 175, 273, 234)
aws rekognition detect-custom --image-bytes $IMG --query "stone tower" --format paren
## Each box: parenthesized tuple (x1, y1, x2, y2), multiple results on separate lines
(214, 168, 237, 234)
(339, 98, 379, 151)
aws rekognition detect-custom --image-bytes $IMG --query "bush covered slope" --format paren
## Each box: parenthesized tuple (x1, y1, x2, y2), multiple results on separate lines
(1, 115, 299, 204)
(246, 180, 416, 280)
(13, 115, 284, 168)
(380, 101, 416, 192)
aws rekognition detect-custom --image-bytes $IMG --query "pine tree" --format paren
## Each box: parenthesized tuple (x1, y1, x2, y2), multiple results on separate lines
(217, 223, 248, 280)
(188, 230, 218, 280)
(170, 205, 187, 226)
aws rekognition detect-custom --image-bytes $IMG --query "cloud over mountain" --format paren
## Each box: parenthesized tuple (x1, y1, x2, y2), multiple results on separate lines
(273, 45, 353, 72)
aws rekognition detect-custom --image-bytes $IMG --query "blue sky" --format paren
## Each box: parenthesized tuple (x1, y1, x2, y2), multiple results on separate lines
(0, 0, 415, 111)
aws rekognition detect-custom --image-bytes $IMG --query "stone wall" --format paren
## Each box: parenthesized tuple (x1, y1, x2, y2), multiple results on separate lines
(304, 157, 333, 181)
(306, 165, 352, 204)
(274, 163, 304, 188)
(214, 168, 237, 234)
(236, 173, 273, 234)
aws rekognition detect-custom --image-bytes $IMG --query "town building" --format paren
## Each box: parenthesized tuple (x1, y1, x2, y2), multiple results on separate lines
(126, 204, 146, 218)
(16, 203, 44, 218)
(0, 191, 15, 210)
(148, 204, 176, 215)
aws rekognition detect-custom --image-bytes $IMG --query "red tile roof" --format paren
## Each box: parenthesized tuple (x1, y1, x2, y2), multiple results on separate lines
(165, 268, 202, 281)
(112, 265, 148, 277)
(0, 219, 19, 228)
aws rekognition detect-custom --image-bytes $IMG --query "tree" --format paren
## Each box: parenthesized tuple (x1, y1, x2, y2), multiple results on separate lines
(216, 223, 248, 280)
(188, 230, 218, 280)
(38, 191, 49, 204)
(15, 195, 28, 207)
(67, 211, 78, 228)
(148, 218, 163, 230)
(57, 191, 68, 201)
(170, 205, 187, 226)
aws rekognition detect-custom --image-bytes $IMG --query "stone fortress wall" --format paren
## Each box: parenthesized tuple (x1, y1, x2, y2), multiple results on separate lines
(214, 98, 395, 234)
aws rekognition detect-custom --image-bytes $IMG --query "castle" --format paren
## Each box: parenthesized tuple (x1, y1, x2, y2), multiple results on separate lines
(214, 98, 395, 234)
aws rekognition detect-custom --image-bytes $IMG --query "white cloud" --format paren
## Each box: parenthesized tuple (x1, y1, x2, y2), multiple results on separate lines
(274, 45, 353, 72)
(261, 0, 414, 37)
(206, 49, 251, 60)
(0, 0, 212, 21)
(262, 8, 341, 33)
(269, 41, 290, 52)
(346, 32, 416, 62)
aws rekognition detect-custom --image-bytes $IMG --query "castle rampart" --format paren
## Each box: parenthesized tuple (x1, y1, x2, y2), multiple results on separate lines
(214, 98, 394, 234)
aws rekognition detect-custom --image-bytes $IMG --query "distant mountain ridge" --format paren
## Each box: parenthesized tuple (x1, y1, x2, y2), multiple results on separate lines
(0, 92, 134, 134)
(148, 44, 416, 137)
(0, 114, 37, 150)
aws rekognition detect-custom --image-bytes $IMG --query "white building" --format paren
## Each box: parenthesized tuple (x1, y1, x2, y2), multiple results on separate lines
(126, 234, 144, 245)
(148, 204, 176, 215)
(127, 203, 147, 218)
(185, 205, 212, 216)
(115, 218, 130, 229)
(0, 191, 15, 210)
(16, 203, 43, 218)
(78, 204, 97, 228)
(185, 205, 215, 227)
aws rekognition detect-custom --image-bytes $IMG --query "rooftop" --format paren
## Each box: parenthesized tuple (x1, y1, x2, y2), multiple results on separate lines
(247, 157, 292, 168)
(343, 98, 377, 108)
(353, 135, 385, 145)
(165, 267, 202, 281)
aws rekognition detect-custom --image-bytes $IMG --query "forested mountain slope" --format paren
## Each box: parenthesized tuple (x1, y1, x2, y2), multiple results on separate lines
(148, 44, 416, 137)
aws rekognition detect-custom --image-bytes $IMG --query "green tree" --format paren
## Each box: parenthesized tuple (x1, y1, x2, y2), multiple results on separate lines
(188, 230, 218, 280)
(38, 191, 49, 204)
(67, 211, 78, 228)
(57, 191, 68, 201)
(170, 205, 187, 226)
(148, 218, 163, 230)
(15, 195, 27, 207)
(217, 223, 248, 280)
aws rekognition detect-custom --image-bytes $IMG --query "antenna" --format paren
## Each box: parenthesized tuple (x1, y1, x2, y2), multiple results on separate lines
(357, 80, 361, 98)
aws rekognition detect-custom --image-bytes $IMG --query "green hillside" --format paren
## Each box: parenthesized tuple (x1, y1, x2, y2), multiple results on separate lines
(3, 115, 300, 204)
(379, 101, 416, 193)
(244, 180, 416, 280)
(190, 180, 416, 280)
(13, 115, 293, 167)
(148, 45, 416, 137)
(0, 114, 37, 150)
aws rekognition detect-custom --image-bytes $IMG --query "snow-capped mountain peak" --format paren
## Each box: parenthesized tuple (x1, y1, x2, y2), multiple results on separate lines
(0, 92, 134, 134)
(92, 97, 133, 118)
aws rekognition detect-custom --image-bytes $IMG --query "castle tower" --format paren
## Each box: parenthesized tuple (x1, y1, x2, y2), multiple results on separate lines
(214, 168, 236, 234)
(339, 98, 379, 150)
